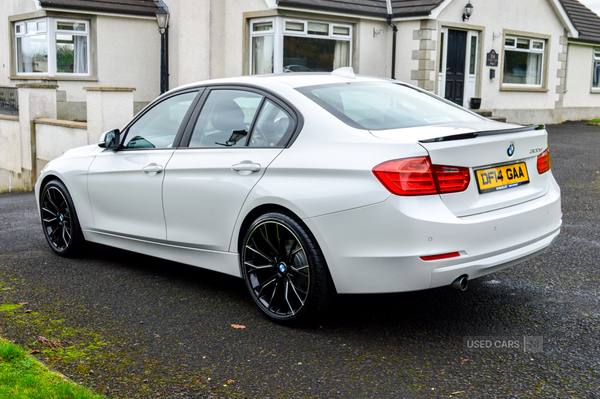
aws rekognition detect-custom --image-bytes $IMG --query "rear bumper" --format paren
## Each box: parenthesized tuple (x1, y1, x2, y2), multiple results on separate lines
(304, 175, 561, 294)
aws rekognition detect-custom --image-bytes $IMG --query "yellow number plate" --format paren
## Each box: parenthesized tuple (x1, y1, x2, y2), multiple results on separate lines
(475, 162, 529, 193)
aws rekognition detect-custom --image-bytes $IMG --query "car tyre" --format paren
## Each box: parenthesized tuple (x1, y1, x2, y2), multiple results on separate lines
(40, 179, 86, 257)
(241, 212, 334, 325)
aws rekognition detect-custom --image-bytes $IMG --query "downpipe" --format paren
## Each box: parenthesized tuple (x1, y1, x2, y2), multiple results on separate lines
(451, 275, 469, 291)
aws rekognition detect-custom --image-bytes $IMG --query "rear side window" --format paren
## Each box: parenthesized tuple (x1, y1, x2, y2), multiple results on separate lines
(297, 82, 482, 130)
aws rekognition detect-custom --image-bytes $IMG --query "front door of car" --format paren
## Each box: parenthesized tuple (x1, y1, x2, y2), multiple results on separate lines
(163, 88, 296, 251)
(87, 91, 199, 240)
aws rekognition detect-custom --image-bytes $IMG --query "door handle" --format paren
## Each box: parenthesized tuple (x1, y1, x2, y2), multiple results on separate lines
(232, 162, 261, 174)
(142, 163, 164, 175)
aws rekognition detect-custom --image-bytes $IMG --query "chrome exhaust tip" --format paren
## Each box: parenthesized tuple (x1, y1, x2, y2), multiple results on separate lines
(451, 275, 468, 291)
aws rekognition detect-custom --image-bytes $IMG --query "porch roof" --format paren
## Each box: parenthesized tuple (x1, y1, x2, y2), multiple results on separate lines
(38, 0, 161, 17)
(560, 0, 600, 44)
(275, 0, 446, 18)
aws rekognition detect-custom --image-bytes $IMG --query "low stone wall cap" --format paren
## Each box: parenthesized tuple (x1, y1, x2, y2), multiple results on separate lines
(84, 85, 136, 92)
(15, 83, 59, 89)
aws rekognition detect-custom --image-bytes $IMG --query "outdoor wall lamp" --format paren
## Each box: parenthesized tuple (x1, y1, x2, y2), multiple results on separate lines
(156, 8, 170, 35)
(156, 8, 170, 94)
(463, 1, 474, 21)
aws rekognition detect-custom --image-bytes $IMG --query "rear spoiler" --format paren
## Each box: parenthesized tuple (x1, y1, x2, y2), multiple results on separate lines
(419, 124, 545, 143)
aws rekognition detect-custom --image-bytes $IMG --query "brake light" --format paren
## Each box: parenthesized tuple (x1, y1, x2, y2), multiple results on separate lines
(537, 148, 551, 174)
(373, 156, 470, 196)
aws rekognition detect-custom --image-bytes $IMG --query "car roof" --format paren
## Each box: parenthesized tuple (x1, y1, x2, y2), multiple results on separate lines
(174, 70, 392, 93)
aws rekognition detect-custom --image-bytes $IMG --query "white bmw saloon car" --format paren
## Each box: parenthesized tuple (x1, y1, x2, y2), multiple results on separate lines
(35, 69, 561, 324)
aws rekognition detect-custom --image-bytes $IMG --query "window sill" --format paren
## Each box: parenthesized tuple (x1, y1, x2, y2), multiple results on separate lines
(10, 75, 99, 82)
(499, 86, 549, 92)
(591, 89, 600, 94)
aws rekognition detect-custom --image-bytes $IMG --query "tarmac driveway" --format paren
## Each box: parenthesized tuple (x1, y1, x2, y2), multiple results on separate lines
(0, 121, 598, 398)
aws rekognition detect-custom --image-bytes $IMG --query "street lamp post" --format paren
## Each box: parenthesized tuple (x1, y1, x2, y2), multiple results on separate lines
(156, 8, 170, 94)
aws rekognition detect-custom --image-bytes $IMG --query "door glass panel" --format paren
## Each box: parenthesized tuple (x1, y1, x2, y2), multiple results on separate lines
(123, 91, 197, 149)
(249, 100, 293, 147)
(189, 90, 263, 147)
(469, 36, 477, 75)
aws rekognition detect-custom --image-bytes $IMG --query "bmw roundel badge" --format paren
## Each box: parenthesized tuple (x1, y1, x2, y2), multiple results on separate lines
(507, 143, 515, 157)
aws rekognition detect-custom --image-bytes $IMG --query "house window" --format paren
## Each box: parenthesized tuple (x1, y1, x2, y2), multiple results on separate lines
(502, 35, 545, 87)
(14, 17, 90, 76)
(250, 17, 352, 75)
(593, 49, 600, 90)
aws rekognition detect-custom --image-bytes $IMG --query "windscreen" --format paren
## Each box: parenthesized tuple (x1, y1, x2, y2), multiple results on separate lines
(297, 82, 483, 130)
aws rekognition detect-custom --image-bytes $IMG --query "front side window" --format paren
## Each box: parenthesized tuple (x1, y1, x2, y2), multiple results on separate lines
(593, 49, 600, 90)
(14, 17, 90, 76)
(502, 35, 546, 87)
(250, 17, 352, 75)
(123, 91, 197, 149)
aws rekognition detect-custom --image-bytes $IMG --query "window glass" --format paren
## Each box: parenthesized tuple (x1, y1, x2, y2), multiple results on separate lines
(469, 36, 477, 75)
(250, 100, 293, 147)
(516, 38, 530, 49)
(593, 50, 600, 89)
(308, 22, 328, 36)
(250, 17, 352, 75)
(123, 92, 197, 149)
(57, 21, 86, 31)
(439, 32, 444, 73)
(15, 17, 90, 76)
(298, 82, 482, 130)
(503, 35, 545, 86)
(17, 35, 48, 73)
(253, 21, 272, 32)
(56, 34, 88, 73)
(189, 90, 263, 147)
(284, 36, 349, 72)
(333, 26, 350, 36)
(252, 35, 274, 74)
(285, 21, 305, 32)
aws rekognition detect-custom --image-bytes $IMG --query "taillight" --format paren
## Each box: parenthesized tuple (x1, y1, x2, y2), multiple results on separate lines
(373, 156, 470, 196)
(537, 148, 551, 174)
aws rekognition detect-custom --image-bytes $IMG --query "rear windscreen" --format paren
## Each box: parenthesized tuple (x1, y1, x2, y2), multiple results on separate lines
(297, 82, 482, 130)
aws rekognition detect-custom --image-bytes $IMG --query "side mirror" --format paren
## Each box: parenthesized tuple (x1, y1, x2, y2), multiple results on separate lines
(98, 129, 121, 150)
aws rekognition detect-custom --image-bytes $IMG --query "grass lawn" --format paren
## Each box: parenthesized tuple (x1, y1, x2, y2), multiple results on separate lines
(0, 338, 106, 399)
(587, 118, 600, 125)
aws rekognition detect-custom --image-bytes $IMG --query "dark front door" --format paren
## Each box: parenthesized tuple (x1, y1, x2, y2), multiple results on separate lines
(445, 29, 467, 106)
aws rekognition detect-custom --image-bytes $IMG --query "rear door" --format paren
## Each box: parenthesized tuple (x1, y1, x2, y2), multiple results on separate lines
(163, 87, 297, 250)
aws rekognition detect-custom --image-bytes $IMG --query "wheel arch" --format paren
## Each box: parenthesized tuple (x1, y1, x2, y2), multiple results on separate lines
(234, 203, 338, 293)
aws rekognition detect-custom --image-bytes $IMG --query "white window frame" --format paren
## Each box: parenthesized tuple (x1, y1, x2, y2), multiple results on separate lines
(501, 34, 546, 89)
(249, 17, 352, 75)
(14, 17, 90, 77)
(592, 49, 600, 92)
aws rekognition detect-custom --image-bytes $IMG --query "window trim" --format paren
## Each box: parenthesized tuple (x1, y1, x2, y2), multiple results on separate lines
(500, 30, 550, 92)
(10, 13, 97, 81)
(248, 16, 353, 75)
(592, 48, 600, 93)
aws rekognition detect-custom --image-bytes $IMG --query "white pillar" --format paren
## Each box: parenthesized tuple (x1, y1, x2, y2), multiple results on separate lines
(85, 85, 136, 145)
(16, 82, 58, 188)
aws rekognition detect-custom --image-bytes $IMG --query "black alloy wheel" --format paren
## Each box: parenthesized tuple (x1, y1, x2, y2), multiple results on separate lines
(40, 180, 85, 257)
(241, 212, 333, 325)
